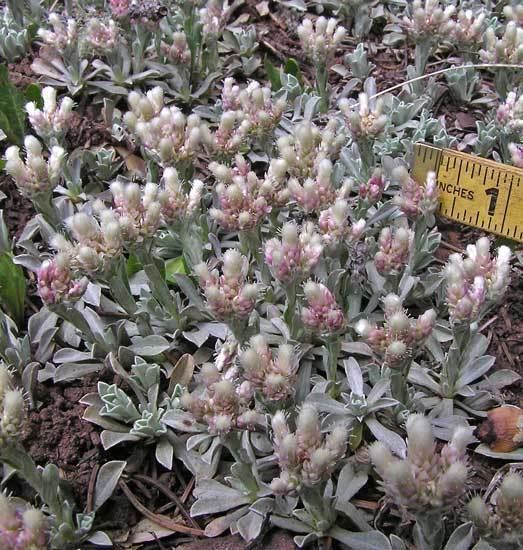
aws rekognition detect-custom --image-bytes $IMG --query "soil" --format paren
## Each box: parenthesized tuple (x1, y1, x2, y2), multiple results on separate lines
(21, 381, 102, 504)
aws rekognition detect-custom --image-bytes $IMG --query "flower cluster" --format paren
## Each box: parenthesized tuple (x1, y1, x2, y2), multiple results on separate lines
(297, 17, 346, 66)
(467, 472, 523, 546)
(302, 281, 344, 333)
(199, 0, 230, 36)
(37, 255, 88, 305)
(0, 494, 47, 550)
(265, 222, 323, 284)
(194, 249, 259, 320)
(26, 87, 74, 142)
(339, 93, 387, 139)
(504, 4, 523, 26)
(210, 80, 286, 156)
(355, 294, 436, 367)
(359, 169, 385, 204)
(161, 32, 191, 65)
(209, 155, 281, 231)
(392, 167, 439, 218)
(453, 9, 486, 45)
(318, 199, 366, 248)
(180, 364, 262, 435)
(239, 336, 297, 401)
(444, 237, 511, 323)
(157, 167, 203, 225)
(109, 0, 131, 18)
(288, 158, 351, 213)
(52, 212, 123, 273)
(401, 0, 456, 40)
(276, 120, 348, 180)
(374, 226, 413, 276)
(82, 19, 121, 55)
(270, 406, 347, 494)
(0, 365, 25, 446)
(480, 21, 523, 64)
(370, 414, 472, 514)
(97, 180, 162, 242)
(124, 88, 205, 165)
(5, 137, 65, 196)
(37, 12, 77, 51)
(496, 91, 523, 134)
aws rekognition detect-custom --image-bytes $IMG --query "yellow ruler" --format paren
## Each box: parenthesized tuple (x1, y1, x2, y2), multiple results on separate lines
(412, 143, 523, 242)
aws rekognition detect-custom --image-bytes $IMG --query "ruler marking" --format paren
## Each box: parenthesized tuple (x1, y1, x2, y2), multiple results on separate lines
(500, 177, 514, 234)
(412, 145, 523, 242)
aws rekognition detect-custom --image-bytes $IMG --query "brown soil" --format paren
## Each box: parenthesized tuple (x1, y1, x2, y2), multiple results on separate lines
(21, 382, 102, 504)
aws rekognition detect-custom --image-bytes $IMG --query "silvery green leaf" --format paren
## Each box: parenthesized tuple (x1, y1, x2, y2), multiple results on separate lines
(87, 531, 113, 546)
(456, 356, 495, 389)
(187, 433, 213, 451)
(328, 527, 392, 549)
(54, 362, 103, 382)
(93, 460, 126, 511)
(131, 409, 167, 438)
(53, 348, 92, 363)
(191, 480, 250, 516)
(162, 409, 206, 432)
(35, 327, 57, 363)
(477, 370, 521, 390)
(341, 342, 373, 356)
(83, 307, 106, 340)
(174, 274, 206, 310)
(367, 378, 391, 403)
(100, 430, 141, 450)
(99, 382, 141, 423)
(173, 434, 221, 480)
(472, 541, 496, 550)
(182, 327, 210, 348)
(271, 514, 310, 533)
(28, 308, 58, 343)
(444, 522, 474, 550)
(335, 462, 368, 502)
(474, 444, 523, 461)
(237, 510, 264, 541)
(334, 501, 371, 531)
(306, 393, 347, 415)
(130, 335, 170, 356)
(295, 533, 319, 548)
(344, 357, 364, 395)
(366, 416, 406, 458)
(408, 364, 441, 394)
(390, 535, 407, 550)
(83, 406, 130, 432)
(83, 283, 101, 307)
(204, 505, 251, 537)
(155, 438, 174, 469)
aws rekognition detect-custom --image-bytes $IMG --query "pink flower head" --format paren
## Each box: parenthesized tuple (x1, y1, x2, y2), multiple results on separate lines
(37, 256, 88, 305)
(302, 281, 344, 333)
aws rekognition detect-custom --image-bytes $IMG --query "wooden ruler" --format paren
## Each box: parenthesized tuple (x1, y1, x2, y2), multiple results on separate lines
(412, 143, 523, 242)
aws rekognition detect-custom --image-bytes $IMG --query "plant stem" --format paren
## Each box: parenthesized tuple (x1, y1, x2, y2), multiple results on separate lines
(326, 338, 341, 397)
(135, 245, 181, 325)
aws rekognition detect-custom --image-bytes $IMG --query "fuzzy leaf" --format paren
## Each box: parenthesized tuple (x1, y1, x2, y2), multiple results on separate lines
(54, 362, 103, 382)
(366, 416, 406, 458)
(204, 505, 250, 537)
(191, 480, 250, 516)
(93, 461, 126, 511)
(237, 510, 264, 541)
(329, 527, 392, 549)
(444, 522, 474, 550)
(129, 335, 170, 356)
(100, 430, 141, 450)
(155, 438, 174, 470)
(87, 531, 113, 546)
(474, 444, 523, 460)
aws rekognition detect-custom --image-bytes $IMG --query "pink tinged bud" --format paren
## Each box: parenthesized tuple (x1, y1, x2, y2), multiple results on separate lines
(406, 414, 435, 464)
(272, 411, 290, 441)
(384, 460, 417, 499)
(369, 441, 394, 475)
(437, 462, 467, 500)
